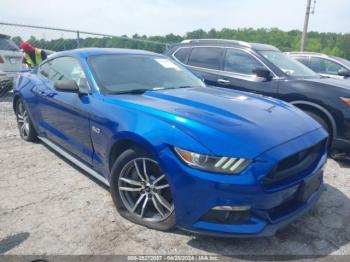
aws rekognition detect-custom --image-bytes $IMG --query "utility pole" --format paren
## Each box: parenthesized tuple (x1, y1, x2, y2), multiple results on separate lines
(300, 0, 313, 51)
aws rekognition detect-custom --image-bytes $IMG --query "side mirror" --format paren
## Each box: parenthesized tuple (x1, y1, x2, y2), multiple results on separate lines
(252, 68, 273, 81)
(54, 80, 79, 92)
(338, 69, 350, 78)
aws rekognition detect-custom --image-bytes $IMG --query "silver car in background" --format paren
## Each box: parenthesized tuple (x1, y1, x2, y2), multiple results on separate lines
(287, 52, 350, 80)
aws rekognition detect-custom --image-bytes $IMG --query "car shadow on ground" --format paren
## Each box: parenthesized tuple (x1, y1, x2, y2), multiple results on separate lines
(0, 232, 30, 254)
(184, 184, 350, 259)
(41, 142, 110, 191)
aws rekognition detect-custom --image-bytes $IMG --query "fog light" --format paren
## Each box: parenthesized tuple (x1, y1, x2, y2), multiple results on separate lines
(212, 205, 251, 211)
(201, 206, 251, 224)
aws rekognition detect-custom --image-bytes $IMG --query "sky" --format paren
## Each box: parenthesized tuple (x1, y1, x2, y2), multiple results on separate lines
(1, 0, 350, 38)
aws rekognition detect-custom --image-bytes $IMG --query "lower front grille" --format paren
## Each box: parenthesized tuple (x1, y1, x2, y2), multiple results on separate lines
(262, 140, 326, 186)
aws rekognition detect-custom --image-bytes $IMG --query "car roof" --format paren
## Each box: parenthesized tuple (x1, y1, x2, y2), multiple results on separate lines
(287, 51, 329, 57)
(174, 39, 279, 51)
(49, 48, 160, 60)
(0, 34, 11, 39)
(287, 52, 350, 63)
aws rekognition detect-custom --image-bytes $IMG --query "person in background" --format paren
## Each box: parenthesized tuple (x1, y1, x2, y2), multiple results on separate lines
(20, 42, 47, 68)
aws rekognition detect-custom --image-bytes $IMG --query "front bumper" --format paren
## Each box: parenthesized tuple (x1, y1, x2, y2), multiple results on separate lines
(182, 184, 325, 237)
(159, 128, 327, 237)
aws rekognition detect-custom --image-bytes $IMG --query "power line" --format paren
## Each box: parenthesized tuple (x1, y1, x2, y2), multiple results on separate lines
(0, 21, 166, 46)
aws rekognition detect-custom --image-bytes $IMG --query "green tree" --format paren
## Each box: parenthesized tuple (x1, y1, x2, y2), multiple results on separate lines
(10, 28, 350, 59)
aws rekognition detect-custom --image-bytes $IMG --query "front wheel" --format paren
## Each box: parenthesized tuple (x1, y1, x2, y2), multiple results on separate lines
(15, 99, 38, 142)
(110, 147, 175, 231)
(304, 110, 332, 147)
(304, 110, 330, 134)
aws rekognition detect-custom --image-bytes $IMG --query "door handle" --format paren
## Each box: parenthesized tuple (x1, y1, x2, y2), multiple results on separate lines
(217, 79, 230, 84)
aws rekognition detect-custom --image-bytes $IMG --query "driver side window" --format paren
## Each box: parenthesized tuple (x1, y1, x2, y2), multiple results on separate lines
(49, 57, 90, 92)
(38, 61, 51, 78)
(224, 49, 264, 75)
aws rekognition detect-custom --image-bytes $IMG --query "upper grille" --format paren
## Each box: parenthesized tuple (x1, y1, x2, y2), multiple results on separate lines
(262, 140, 326, 186)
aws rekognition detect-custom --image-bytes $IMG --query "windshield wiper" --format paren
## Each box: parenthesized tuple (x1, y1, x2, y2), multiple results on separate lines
(108, 86, 196, 95)
(159, 86, 196, 90)
(108, 89, 150, 95)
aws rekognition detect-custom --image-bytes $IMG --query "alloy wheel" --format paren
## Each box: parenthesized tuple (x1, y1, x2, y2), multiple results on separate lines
(118, 158, 174, 222)
(16, 101, 30, 139)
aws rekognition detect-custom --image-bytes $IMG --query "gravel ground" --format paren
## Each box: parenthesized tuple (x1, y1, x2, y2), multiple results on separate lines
(0, 94, 349, 258)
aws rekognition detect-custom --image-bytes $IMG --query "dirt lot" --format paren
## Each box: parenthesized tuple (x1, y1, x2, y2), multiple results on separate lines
(0, 93, 350, 258)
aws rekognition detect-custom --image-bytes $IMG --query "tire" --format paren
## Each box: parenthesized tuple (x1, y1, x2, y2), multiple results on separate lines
(304, 110, 332, 147)
(110, 147, 176, 231)
(15, 99, 38, 142)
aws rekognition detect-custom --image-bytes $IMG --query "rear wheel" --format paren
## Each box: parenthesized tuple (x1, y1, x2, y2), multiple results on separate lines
(15, 99, 38, 142)
(110, 147, 175, 231)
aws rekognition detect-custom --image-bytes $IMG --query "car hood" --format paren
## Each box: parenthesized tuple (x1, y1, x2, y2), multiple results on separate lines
(294, 77, 350, 91)
(108, 87, 322, 159)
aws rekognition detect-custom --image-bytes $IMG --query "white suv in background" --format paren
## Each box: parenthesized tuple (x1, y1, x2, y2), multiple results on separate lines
(0, 34, 24, 78)
(0, 34, 24, 94)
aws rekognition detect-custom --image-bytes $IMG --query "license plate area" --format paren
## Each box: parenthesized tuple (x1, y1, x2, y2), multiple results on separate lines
(297, 171, 323, 202)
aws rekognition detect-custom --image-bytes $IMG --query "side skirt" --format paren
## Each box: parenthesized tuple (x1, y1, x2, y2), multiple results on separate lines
(38, 136, 110, 187)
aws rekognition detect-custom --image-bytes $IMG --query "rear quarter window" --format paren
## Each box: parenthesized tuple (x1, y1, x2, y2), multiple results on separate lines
(173, 48, 191, 64)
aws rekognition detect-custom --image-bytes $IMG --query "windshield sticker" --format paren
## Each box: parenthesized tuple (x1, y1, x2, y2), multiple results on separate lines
(155, 58, 181, 71)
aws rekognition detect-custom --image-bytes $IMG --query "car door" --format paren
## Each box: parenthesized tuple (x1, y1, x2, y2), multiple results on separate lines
(36, 56, 93, 164)
(309, 57, 346, 79)
(186, 47, 224, 86)
(214, 48, 279, 97)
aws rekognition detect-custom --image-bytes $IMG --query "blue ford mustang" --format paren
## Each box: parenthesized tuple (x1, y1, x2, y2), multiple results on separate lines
(13, 48, 328, 237)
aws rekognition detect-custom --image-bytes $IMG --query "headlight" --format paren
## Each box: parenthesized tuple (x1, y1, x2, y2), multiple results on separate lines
(174, 147, 251, 174)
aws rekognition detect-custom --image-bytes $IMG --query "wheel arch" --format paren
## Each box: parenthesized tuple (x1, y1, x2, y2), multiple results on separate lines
(12, 94, 21, 112)
(108, 133, 158, 173)
(290, 100, 337, 139)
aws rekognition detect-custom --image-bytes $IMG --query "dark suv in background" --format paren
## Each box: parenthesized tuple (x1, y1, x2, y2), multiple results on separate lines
(287, 52, 350, 80)
(166, 39, 350, 158)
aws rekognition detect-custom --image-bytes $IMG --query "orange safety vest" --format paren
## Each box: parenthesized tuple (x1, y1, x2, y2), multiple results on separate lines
(24, 48, 43, 68)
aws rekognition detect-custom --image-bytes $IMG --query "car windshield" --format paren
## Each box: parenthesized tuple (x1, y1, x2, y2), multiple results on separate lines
(259, 50, 319, 77)
(335, 56, 350, 69)
(89, 54, 204, 94)
(0, 38, 19, 51)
